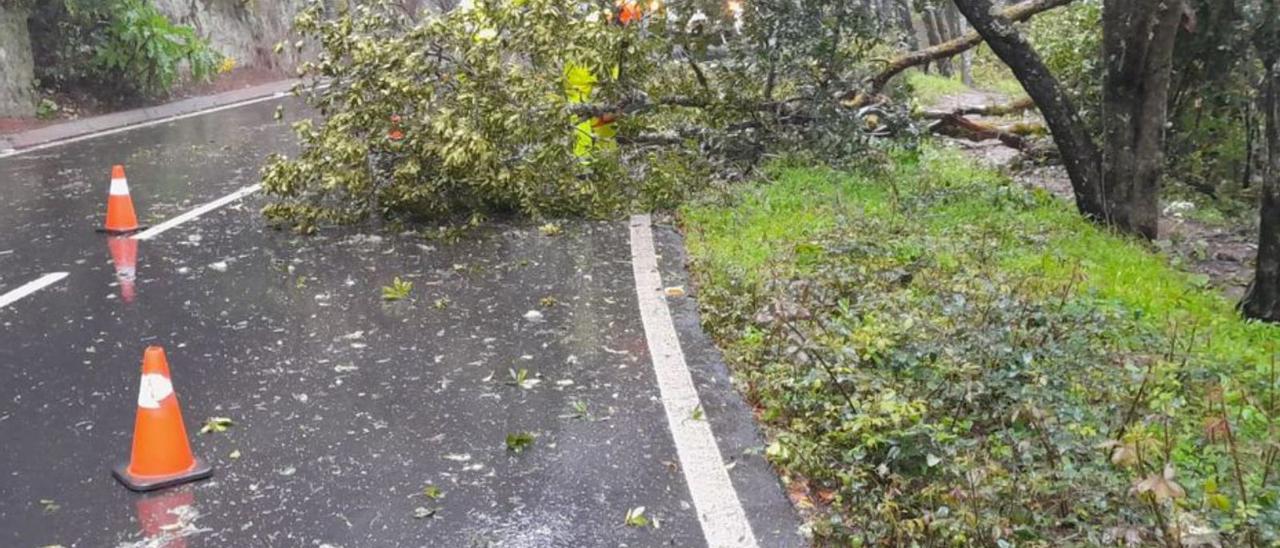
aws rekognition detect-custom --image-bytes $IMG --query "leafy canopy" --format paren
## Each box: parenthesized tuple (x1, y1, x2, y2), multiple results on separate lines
(262, 0, 890, 231)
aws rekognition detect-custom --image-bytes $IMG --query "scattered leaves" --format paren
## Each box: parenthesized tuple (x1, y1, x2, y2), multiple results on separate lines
(199, 417, 234, 435)
(624, 506, 649, 527)
(506, 431, 535, 453)
(382, 277, 414, 301)
(507, 368, 541, 390)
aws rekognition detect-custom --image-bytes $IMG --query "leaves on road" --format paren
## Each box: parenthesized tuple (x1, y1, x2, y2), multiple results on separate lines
(506, 368, 540, 390)
(199, 417, 234, 435)
(506, 431, 535, 453)
(381, 276, 414, 301)
(624, 506, 649, 527)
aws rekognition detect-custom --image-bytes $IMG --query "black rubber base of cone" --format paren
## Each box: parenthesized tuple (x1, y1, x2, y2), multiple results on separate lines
(95, 224, 150, 235)
(112, 458, 213, 492)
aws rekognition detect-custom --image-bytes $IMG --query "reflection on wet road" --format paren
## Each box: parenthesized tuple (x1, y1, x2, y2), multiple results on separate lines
(0, 97, 801, 546)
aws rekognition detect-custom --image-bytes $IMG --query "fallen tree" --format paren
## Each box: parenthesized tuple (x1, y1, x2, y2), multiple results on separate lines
(263, 0, 904, 231)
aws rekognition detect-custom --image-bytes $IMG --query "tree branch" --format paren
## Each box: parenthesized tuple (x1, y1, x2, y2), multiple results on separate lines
(866, 0, 1075, 94)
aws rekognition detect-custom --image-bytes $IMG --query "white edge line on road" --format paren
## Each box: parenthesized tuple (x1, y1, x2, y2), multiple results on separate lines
(133, 184, 262, 241)
(0, 272, 69, 309)
(629, 214, 759, 548)
(0, 92, 288, 160)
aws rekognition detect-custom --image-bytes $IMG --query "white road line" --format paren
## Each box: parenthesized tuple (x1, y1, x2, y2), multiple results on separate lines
(133, 184, 262, 241)
(629, 214, 759, 548)
(0, 93, 289, 160)
(0, 272, 69, 309)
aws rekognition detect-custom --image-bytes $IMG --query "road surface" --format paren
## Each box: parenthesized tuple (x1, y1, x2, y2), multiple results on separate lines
(0, 96, 802, 546)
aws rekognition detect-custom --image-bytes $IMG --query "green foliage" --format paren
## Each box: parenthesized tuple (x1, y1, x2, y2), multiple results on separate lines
(90, 0, 220, 97)
(29, 0, 220, 100)
(263, 0, 889, 230)
(505, 431, 534, 453)
(903, 71, 971, 106)
(623, 506, 650, 527)
(35, 98, 60, 120)
(682, 146, 1280, 544)
(380, 276, 413, 301)
(1025, 0, 1102, 125)
(263, 0, 634, 230)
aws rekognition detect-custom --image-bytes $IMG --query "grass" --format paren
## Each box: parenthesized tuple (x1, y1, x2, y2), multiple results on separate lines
(687, 148, 1276, 374)
(680, 146, 1280, 544)
(903, 71, 972, 106)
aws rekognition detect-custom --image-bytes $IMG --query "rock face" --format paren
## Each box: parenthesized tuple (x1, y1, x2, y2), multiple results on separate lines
(152, 0, 307, 72)
(0, 2, 35, 117)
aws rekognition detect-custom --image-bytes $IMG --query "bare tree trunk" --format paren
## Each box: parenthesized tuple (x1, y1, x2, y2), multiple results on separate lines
(952, 0, 1107, 219)
(895, 0, 920, 52)
(943, 1, 974, 86)
(865, 0, 1075, 94)
(1244, 6, 1280, 323)
(923, 6, 954, 77)
(1099, 0, 1185, 240)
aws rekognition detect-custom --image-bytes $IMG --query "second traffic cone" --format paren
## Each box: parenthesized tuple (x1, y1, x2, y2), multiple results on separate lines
(107, 236, 138, 303)
(113, 346, 212, 492)
(101, 165, 144, 234)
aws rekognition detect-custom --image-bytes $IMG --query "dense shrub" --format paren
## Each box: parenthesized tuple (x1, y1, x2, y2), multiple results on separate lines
(29, 0, 220, 101)
(683, 148, 1280, 545)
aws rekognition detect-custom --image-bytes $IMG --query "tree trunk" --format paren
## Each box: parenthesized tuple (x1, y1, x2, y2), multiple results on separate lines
(865, 0, 1075, 94)
(944, 1, 975, 86)
(923, 7, 954, 77)
(0, 2, 35, 117)
(895, 0, 920, 52)
(1099, 0, 1185, 240)
(952, 0, 1107, 219)
(1244, 5, 1280, 323)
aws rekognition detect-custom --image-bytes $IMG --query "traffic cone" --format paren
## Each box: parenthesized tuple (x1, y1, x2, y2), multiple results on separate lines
(100, 165, 145, 234)
(113, 346, 212, 492)
(107, 236, 138, 303)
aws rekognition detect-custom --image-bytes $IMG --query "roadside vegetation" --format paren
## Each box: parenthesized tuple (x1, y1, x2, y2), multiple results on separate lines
(25, 0, 221, 110)
(684, 147, 1280, 544)
(254, 0, 1280, 543)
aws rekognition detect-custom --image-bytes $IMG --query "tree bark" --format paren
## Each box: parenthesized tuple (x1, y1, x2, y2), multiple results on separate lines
(944, 1, 975, 86)
(923, 7, 954, 77)
(952, 0, 1107, 219)
(866, 0, 1075, 93)
(894, 0, 920, 52)
(0, 2, 35, 117)
(1244, 3, 1280, 322)
(1099, 0, 1185, 240)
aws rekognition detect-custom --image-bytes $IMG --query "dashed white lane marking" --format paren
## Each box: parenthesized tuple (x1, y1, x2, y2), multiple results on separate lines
(629, 214, 759, 548)
(133, 184, 261, 241)
(0, 92, 288, 160)
(0, 272, 69, 309)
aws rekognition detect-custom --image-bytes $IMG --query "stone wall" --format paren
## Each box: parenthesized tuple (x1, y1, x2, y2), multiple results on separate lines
(0, 2, 34, 117)
(152, 0, 307, 73)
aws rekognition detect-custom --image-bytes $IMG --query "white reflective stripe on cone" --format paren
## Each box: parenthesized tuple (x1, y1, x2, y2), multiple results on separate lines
(110, 178, 130, 196)
(137, 373, 174, 409)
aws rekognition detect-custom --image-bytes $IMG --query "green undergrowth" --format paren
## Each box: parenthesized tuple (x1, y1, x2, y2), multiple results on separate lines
(905, 71, 973, 106)
(681, 146, 1280, 545)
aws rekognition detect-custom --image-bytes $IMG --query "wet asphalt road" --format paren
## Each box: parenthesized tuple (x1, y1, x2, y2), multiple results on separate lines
(0, 98, 802, 547)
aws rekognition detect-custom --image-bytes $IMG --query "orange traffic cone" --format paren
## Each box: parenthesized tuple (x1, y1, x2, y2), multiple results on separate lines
(107, 236, 138, 303)
(100, 165, 145, 234)
(113, 347, 212, 492)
